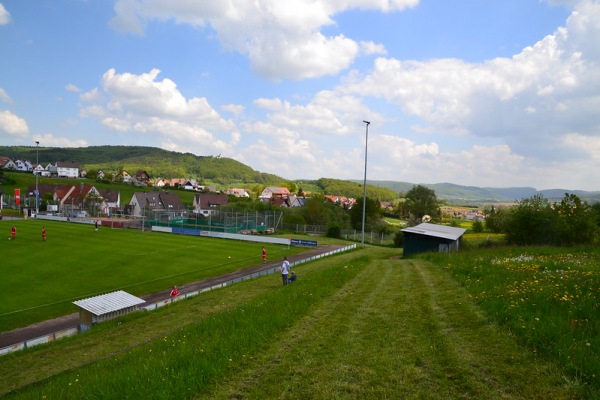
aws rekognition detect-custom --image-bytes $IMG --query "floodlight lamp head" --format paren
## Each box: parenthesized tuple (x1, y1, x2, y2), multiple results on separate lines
(35, 141, 39, 145)
(363, 120, 370, 125)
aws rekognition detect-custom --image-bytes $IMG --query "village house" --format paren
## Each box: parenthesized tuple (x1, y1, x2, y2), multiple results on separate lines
(286, 194, 309, 207)
(0, 156, 17, 170)
(53, 184, 100, 215)
(192, 193, 228, 216)
(15, 159, 33, 172)
(259, 187, 290, 202)
(226, 188, 250, 197)
(325, 195, 356, 209)
(33, 163, 46, 176)
(134, 170, 151, 186)
(98, 189, 121, 216)
(44, 161, 80, 178)
(127, 191, 186, 218)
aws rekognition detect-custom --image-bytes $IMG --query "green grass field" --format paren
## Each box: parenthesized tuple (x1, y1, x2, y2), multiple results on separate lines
(0, 219, 306, 332)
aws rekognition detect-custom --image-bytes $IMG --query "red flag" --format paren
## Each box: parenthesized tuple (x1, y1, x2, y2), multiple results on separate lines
(15, 189, 20, 205)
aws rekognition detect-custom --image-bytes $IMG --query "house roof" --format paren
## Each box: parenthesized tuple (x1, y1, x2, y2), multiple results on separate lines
(0, 156, 15, 168)
(402, 223, 466, 241)
(194, 193, 228, 209)
(265, 187, 290, 195)
(56, 161, 80, 168)
(133, 191, 185, 210)
(73, 290, 145, 316)
(99, 189, 119, 202)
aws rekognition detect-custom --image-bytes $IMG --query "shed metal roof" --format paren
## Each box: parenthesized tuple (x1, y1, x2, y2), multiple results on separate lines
(73, 290, 146, 316)
(402, 222, 466, 241)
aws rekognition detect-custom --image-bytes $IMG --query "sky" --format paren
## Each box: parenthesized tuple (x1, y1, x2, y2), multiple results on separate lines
(1, 0, 600, 191)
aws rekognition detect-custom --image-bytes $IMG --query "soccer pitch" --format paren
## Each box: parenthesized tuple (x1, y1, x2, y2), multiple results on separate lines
(0, 219, 301, 332)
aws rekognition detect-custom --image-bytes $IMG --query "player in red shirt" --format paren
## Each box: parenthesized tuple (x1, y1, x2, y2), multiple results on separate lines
(11, 225, 16, 240)
(170, 285, 180, 298)
(42, 226, 46, 241)
(262, 247, 267, 263)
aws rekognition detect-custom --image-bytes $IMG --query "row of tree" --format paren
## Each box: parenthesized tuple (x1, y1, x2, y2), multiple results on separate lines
(486, 193, 600, 246)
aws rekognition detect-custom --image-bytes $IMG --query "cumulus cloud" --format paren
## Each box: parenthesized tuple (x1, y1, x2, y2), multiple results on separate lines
(0, 3, 10, 25)
(109, 0, 418, 80)
(340, 0, 600, 166)
(0, 110, 29, 136)
(78, 68, 239, 155)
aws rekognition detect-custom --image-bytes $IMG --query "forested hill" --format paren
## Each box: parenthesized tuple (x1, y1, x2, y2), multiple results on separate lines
(0, 145, 282, 185)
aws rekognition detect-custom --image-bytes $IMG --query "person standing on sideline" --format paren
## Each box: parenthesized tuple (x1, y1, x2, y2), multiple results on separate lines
(11, 225, 16, 240)
(262, 247, 267, 263)
(95, 220, 99, 231)
(170, 285, 180, 298)
(42, 226, 46, 241)
(280, 257, 290, 286)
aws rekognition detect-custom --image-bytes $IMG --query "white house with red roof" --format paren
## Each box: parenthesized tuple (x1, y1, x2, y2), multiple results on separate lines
(259, 187, 290, 202)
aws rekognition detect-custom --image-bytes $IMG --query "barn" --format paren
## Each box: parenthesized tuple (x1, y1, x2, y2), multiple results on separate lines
(401, 223, 466, 257)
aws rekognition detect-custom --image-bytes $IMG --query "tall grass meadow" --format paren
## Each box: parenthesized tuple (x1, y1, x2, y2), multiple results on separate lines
(423, 246, 600, 387)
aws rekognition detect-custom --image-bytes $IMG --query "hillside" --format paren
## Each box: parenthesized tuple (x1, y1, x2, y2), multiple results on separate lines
(0, 145, 282, 186)
(2, 145, 599, 203)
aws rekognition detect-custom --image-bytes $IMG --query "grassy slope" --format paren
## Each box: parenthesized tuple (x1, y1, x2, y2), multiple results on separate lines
(1, 248, 589, 399)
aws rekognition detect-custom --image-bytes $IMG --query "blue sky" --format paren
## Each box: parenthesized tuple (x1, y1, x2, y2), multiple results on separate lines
(1, 0, 599, 190)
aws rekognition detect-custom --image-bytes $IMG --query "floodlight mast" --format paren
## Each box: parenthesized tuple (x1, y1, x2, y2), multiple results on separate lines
(35, 141, 40, 216)
(361, 120, 370, 248)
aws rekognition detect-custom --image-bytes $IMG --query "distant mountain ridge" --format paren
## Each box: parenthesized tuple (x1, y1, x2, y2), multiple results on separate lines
(359, 180, 600, 203)
(2, 145, 598, 203)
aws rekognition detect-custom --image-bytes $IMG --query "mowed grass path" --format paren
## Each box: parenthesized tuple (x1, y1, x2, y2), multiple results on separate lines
(1, 248, 584, 399)
(0, 219, 301, 332)
(207, 254, 576, 399)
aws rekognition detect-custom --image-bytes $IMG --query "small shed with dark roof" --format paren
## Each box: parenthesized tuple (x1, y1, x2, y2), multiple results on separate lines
(73, 290, 146, 331)
(401, 223, 466, 257)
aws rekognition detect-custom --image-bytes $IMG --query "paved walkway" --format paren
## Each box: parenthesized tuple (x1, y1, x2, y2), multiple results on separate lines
(0, 244, 345, 349)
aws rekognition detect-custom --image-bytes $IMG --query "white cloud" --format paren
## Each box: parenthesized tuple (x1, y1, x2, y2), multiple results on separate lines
(65, 84, 81, 92)
(109, 0, 418, 80)
(0, 87, 12, 104)
(79, 68, 239, 155)
(339, 0, 600, 165)
(0, 110, 29, 136)
(0, 3, 10, 25)
(221, 104, 244, 117)
(360, 41, 387, 56)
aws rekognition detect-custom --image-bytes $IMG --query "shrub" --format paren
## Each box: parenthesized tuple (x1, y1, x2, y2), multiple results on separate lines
(393, 231, 403, 248)
(326, 223, 341, 239)
(471, 219, 484, 233)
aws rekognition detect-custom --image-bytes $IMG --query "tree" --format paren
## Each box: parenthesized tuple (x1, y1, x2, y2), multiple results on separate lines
(506, 194, 554, 245)
(485, 206, 510, 233)
(280, 181, 298, 194)
(471, 219, 484, 233)
(552, 193, 597, 245)
(505, 193, 597, 246)
(349, 197, 382, 231)
(403, 185, 439, 222)
(302, 194, 350, 228)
